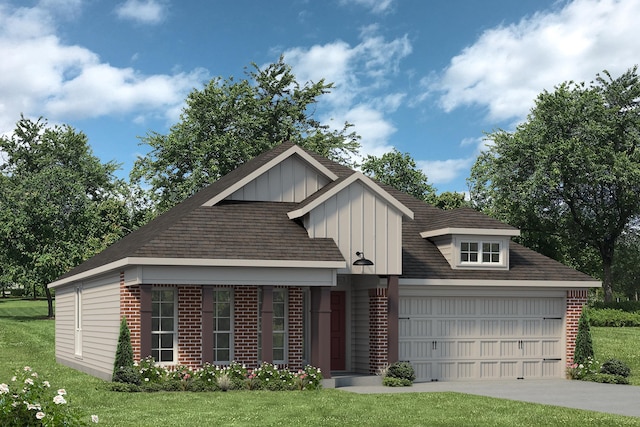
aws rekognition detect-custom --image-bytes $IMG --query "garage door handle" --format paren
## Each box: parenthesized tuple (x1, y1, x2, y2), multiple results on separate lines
(543, 317, 562, 320)
(543, 358, 562, 361)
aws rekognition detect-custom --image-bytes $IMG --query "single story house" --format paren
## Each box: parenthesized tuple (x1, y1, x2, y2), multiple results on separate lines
(48, 142, 600, 382)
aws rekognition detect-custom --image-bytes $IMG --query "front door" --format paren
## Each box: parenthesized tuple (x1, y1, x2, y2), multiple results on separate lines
(330, 291, 346, 371)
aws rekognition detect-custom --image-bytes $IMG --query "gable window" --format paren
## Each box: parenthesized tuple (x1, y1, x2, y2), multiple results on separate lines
(213, 289, 233, 364)
(152, 289, 176, 363)
(460, 241, 501, 265)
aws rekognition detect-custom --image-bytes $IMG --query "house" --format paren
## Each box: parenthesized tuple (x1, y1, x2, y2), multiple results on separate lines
(48, 142, 600, 383)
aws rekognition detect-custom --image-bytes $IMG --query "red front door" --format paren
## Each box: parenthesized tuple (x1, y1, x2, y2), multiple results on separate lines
(330, 291, 346, 371)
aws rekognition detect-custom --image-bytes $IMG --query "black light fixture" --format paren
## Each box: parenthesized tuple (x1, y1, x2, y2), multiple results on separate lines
(353, 251, 374, 266)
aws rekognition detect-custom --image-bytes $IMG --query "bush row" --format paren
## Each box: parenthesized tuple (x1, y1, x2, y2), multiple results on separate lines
(589, 300, 640, 312)
(567, 357, 631, 385)
(586, 308, 640, 327)
(380, 361, 415, 387)
(112, 357, 322, 392)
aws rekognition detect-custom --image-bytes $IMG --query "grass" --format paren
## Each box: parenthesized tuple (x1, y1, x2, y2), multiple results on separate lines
(592, 326, 640, 385)
(1, 299, 640, 426)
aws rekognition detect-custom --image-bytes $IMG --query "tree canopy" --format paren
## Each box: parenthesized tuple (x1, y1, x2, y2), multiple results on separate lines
(0, 117, 135, 316)
(468, 67, 640, 301)
(132, 56, 360, 213)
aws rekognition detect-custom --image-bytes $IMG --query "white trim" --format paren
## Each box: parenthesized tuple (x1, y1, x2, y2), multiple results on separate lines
(202, 145, 339, 207)
(287, 172, 414, 220)
(48, 257, 345, 289)
(421, 227, 520, 238)
(397, 278, 601, 288)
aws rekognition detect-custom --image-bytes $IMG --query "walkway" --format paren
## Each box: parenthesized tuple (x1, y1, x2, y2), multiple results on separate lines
(339, 379, 640, 418)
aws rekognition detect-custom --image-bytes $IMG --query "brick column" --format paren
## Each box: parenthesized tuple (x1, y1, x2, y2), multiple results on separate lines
(261, 286, 274, 364)
(288, 287, 304, 370)
(120, 273, 141, 361)
(311, 286, 331, 378)
(233, 286, 259, 368)
(177, 286, 202, 368)
(566, 289, 588, 363)
(369, 288, 388, 374)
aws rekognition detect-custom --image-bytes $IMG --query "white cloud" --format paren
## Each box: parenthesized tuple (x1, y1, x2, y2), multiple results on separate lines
(340, 0, 394, 14)
(419, 158, 473, 186)
(432, 0, 640, 123)
(115, 0, 167, 25)
(0, 2, 207, 133)
(283, 27, 411, 158)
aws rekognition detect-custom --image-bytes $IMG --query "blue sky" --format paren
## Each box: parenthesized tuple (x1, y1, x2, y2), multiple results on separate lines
(1, 0, 639, 194)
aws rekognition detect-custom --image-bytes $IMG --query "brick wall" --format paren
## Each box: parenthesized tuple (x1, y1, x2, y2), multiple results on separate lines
(119, 273, 141, 360)
(287, 287, 304, 370)
(177, 286, 202, 368)
(233, 285, 259, 368)
(566, 289, 588, 364)
(369, 288, 388, 374)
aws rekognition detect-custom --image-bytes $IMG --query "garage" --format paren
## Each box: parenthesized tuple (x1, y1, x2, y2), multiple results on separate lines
(399, 290, 565, 381)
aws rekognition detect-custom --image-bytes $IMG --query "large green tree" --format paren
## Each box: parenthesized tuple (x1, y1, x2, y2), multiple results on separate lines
(361, 148, 467, 209)
(0, 117, 134, 317)
(132, 56, 360, 213)
(469, 67, 640, 302)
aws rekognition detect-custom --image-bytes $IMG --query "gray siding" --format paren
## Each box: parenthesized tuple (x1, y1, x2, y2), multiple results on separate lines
(305, 181, 404, 275)
(352, 286, 370, 374)
(431, 235, 453, 266)
(228, 155, 330, 202)
(55, 274, 120, 381)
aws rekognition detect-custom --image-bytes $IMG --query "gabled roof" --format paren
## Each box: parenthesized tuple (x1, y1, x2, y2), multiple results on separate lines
(287, 171, 414, 220)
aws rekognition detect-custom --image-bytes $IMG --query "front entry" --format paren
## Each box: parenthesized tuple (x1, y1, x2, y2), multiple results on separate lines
(330, 291, 346, 370)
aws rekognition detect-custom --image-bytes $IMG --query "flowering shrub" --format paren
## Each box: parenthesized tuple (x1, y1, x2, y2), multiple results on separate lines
(109, 358, 322, 392)
(567, 356, 600, 380)
(0, 366, 98, 426)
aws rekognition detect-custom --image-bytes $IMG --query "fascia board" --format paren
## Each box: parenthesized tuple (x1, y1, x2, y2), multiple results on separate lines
(288, 172, 414, 219)
(421, 227, 521, 239)
(398, 278, 601, 288)
(202, 145, 339, 207)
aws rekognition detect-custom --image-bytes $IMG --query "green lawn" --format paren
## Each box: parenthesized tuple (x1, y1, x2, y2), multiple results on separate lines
(1, 299, 639, 426)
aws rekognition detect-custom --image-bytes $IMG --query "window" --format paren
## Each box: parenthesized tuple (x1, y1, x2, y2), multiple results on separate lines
(213, 289, 233, 364)
(460, 241, 501, 265)
(74, 286, 82, 357)
(152, 289, 176, 363)
(258, 288, 288, 364)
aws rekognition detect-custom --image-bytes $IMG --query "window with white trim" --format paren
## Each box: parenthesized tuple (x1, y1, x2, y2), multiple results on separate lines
(460, 241, 501, 265)
(152, 289, 176, 363)
(213, 289, 233, 364)
(258, 288, 288, 364)
(74, 286, 82, 357)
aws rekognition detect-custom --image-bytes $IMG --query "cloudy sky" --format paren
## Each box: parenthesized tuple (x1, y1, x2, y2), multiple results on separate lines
(1, 0, 638, 193)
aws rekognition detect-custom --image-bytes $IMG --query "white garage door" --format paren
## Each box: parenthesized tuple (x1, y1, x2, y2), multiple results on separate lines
(399, 295, 564, 381)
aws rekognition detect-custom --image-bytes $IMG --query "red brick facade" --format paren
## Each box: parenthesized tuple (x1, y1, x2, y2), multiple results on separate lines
(368, 288, 388, 374)
(120, 279, 306, 370)
(565, 288, 588, 364)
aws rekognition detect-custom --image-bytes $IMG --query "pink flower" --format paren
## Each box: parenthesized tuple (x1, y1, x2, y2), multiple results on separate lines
(24, 378, 34, 385)
(36, 412, 45, 420)
(23, 366, 32, 372)
(53, 395, 67, 405)
(57, 388, 67, 395)
(91, 414, 99, 423)
(0, 383, 9, 394)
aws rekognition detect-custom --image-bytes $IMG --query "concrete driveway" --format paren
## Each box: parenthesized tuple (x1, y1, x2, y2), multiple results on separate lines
(339, 379, 640, 418)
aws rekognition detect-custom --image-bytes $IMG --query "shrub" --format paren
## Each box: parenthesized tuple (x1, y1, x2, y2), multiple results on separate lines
(586, 308, 640, 327)
(0, 366, 98, 426)
(135, 357, 165, 383)
(582, 373, 630, 384)
(573, 310, 594, 365)
(386, 361, 415, 382)
(567, 356, 600, 380)
(112, 366, 140, 386)
(590, 300, 640, 312)
(382, 377, 413, 387)
(600, 358, 631, 378)
(112, 317, 135, 383)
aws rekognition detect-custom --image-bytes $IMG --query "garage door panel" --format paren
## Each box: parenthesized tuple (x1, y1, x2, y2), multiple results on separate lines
(399, 295, 564, 381)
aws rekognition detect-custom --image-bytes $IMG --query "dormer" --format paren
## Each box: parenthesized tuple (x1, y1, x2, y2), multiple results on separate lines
(420, 208, 520, 270)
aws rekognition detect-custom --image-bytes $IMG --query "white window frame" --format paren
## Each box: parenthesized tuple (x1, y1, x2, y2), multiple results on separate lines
(151, 288, 177, 364)
(213, 288, 233, 365)
(454, 236, 509, 269)
(74, 285, 82, 357)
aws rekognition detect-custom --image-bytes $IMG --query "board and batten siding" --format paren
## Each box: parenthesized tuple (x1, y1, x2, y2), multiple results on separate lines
(227, 155, 330, 202)
(352, 286, 370, 374)
(55, 274, 121, 381)
(304, 181, 403, 275)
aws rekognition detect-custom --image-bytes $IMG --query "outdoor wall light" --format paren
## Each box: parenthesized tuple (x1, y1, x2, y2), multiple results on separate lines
(353, 251, 374, 266)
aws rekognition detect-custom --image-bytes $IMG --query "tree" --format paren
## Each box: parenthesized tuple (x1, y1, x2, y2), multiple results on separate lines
(468, 67, 640, 302)
(0, 116, 133, 317)
(361, 148, 436, 202)
(132, 56, 360, 213)
(573, 310, 594, 365)
(113, 316, 138, 384)
(612, 226, 640, 300)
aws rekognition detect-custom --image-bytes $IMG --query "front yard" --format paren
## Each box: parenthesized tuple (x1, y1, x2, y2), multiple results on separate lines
(1, 299, 638, 426)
